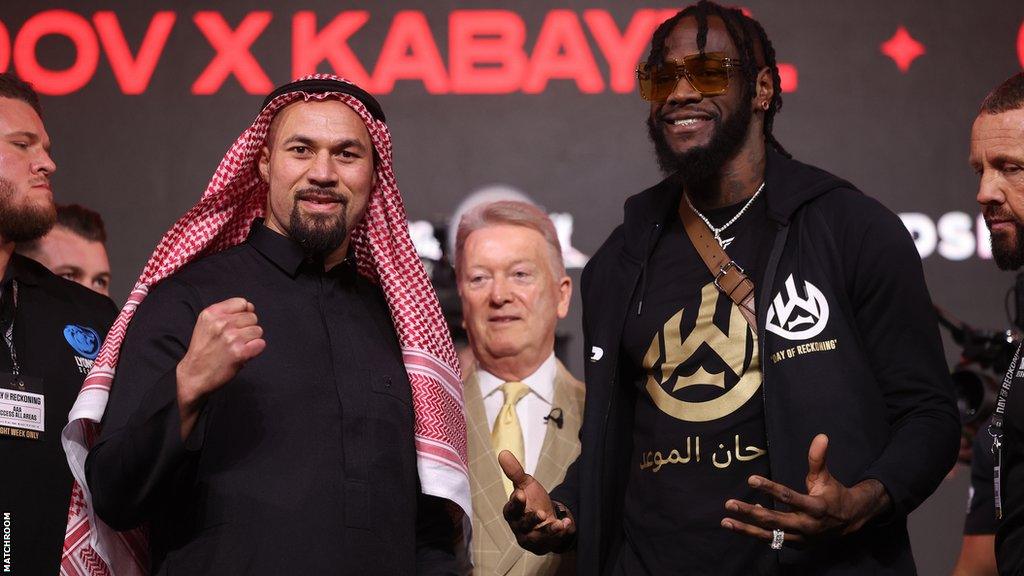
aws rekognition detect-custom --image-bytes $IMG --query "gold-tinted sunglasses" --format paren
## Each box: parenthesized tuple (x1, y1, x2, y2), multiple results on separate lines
(636, 52, 743, 102)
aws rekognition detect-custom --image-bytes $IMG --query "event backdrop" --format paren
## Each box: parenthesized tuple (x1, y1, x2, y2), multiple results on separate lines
(3, 1, 1024, 572)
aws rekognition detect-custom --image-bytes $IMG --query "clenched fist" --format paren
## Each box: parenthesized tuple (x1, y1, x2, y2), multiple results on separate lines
(176, 298, 266, 439)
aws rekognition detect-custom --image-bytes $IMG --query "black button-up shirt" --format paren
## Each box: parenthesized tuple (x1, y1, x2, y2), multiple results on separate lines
(87, 221, 456, 575)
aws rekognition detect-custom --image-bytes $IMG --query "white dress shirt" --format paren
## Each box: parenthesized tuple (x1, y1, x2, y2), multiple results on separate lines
(478, 352, 557, 476)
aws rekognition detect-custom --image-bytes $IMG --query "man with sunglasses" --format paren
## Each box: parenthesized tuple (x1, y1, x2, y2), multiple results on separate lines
(501, 2, 959, 574)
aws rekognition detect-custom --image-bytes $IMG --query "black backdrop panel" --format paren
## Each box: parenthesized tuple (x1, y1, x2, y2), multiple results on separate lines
(3, 2, 1024, 573)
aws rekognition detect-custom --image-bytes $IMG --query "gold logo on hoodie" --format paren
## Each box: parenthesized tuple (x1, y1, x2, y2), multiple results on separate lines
(643, 282, 760, 422)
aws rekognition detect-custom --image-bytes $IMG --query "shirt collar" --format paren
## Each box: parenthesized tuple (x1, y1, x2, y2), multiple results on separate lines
(6, 253, 42, 286)
(247, 218, 360, 284)
(247, 218, 307, 277)
(478, 352, 557, 405)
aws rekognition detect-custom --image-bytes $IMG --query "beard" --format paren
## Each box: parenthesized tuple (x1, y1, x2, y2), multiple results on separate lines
(647, 97, 754, 199)
(289, 186, 349, 257)
(988, 213, 1024, 270)
(0, 176, 55, 242)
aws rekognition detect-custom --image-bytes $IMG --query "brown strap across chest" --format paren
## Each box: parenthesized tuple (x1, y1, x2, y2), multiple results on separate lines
(678, 196, 758, 330)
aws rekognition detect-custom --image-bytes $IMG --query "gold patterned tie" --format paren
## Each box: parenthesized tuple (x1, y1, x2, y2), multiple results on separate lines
(492, 380, 531, 496)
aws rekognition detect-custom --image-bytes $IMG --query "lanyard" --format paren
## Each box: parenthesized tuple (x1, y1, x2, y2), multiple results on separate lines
(1, 280, 20, 387)
(991, 340, 1023, 520)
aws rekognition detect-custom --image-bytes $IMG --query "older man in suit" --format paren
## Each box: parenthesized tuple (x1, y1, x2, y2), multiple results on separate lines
(456, 200, 584, 575)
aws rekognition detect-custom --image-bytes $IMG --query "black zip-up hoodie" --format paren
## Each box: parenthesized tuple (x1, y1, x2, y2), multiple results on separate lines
(550, 149, 960, 575)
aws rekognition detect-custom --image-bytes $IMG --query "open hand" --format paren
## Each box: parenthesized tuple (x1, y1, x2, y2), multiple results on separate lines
(721, 434, 891, 548)
(499, 450, 576, 554)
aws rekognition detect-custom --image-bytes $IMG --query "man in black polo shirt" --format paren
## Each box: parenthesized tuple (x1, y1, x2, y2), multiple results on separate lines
(0, 73, 117, 575)
(970, 71, 1024, 576)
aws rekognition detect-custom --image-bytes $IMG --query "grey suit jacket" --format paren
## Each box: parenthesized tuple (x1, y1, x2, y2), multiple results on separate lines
(464, 359, 584, 576)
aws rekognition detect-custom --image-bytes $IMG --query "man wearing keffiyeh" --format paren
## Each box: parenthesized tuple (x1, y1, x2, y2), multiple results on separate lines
(60, 76, 469, 575)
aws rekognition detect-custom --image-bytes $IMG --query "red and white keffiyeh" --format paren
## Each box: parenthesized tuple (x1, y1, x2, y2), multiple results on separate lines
(60, 74, 468, 576)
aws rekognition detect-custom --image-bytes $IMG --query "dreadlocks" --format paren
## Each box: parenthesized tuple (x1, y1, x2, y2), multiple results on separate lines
(648, 1, 790, 158)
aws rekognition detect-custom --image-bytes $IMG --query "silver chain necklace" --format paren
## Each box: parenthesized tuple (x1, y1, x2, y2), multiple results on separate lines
(685, 181, 765, 248)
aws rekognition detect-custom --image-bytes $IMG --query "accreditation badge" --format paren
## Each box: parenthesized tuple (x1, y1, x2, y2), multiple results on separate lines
(0, 375, 45, 441)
